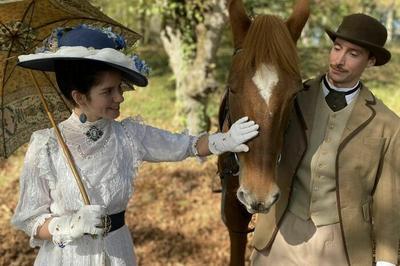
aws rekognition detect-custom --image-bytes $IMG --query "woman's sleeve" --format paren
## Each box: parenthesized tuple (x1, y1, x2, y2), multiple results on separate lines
(11, 129, 56, 248)
(121, 117, 200, 162)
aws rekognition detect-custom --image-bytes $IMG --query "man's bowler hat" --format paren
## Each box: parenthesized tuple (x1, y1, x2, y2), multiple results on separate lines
(325, 13, 391, 66)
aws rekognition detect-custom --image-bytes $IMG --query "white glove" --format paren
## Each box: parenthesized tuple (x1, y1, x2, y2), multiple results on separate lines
(48, 205, 106, 247)
(208, 116, 259, 155)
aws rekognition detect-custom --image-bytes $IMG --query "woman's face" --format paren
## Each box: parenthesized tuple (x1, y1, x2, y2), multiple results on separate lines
(81, 70, 124, 121)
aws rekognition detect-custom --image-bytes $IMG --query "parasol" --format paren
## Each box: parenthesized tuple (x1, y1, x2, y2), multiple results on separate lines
(0, 0, 142, 204)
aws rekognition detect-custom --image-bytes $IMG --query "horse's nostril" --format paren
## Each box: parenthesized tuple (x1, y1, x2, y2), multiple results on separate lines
(250, 202, 264, 211)
(271, 192, 280, 205)
(237, 189, 246, 203)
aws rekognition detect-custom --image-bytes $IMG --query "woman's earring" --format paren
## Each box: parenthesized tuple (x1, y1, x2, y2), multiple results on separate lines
(79, 113, 87, 123)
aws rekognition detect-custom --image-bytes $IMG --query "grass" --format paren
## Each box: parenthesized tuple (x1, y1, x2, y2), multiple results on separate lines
(120, 74, 177, 127)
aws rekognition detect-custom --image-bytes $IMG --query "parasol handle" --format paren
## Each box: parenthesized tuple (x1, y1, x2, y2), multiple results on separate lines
(29, 70, 91, 205)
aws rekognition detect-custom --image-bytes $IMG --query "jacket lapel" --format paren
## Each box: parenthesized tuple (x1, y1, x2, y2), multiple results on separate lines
(297, 75, 323, 142)
(340, 84, 376, 144)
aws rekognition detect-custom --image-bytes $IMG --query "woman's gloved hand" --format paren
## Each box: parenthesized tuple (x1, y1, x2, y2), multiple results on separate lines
(48, 205, 106, 247)
(208, 116, 259, 155)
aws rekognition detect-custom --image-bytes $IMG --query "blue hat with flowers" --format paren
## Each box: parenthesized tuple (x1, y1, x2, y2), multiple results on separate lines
(18, 25, 150, 87)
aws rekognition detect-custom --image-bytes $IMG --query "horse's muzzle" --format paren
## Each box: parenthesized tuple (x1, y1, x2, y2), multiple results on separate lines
(236, 187, 280, 214)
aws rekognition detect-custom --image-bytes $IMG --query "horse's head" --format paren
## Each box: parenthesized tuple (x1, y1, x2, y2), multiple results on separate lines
(224, 0, 309, 214)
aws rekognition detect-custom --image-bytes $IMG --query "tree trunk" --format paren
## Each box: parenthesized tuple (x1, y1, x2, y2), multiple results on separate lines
(160, 0, 228, 134)
(386, 8, 394, 43)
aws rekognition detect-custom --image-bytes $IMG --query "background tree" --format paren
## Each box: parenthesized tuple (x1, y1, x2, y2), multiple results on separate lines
(90, 0, 160, 44)
(156, 0, 228, 134)
(373, 0, 400, 43)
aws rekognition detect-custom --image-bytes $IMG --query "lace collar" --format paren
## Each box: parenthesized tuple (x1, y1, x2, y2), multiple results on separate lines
(59, 113, 113, 159)
(66, 112, 109, 132)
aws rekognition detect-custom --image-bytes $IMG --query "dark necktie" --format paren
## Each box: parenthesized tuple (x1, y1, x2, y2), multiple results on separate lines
(324, 76, 360, 112)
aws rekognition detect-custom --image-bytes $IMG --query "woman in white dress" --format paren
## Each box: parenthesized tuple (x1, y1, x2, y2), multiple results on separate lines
(11, 25, 259, 266)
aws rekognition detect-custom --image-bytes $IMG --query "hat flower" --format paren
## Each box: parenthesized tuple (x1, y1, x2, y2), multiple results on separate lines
(132, 54, 150, 77)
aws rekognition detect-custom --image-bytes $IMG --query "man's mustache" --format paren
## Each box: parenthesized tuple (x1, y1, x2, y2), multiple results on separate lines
(330, 64, 347, 72)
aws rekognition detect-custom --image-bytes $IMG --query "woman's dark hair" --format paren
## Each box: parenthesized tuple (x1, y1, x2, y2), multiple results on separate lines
(54, 60, 118, 106)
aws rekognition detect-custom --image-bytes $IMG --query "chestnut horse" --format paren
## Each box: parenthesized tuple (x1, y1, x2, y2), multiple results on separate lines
(218, 0, 310, 265)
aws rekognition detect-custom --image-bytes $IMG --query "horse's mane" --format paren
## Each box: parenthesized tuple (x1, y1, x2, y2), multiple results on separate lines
(239, 15, 300, 79)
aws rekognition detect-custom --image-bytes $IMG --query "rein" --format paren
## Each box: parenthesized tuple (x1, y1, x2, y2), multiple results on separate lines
(218, 87, 240, 179)
(221, 46, 243, 130)
(218, 46, 244, 180)
(233, 47, 243, 56)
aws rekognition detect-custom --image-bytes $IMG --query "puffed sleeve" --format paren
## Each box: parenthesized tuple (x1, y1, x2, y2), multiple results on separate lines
(373, 125, 400, 264)
(121, 117, 199, 162)
(11, 129, 57, 248)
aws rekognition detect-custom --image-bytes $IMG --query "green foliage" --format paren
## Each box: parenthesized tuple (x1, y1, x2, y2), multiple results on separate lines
(362, 45, 400, 114)
(89, 0, 140, 29)
(244, 0, 292, 17)
(92, 0, 211, 61)
(91, 0, 400, 50)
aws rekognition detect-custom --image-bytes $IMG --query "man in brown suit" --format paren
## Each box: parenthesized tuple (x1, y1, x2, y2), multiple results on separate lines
(250, 14, 399, 266)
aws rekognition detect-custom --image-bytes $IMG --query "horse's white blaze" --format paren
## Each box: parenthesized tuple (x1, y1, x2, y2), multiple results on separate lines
(252, 64, 279, 104)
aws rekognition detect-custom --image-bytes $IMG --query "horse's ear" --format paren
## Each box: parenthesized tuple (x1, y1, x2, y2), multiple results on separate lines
(227, 0, 251, 49)
(285, 0, 310, 43)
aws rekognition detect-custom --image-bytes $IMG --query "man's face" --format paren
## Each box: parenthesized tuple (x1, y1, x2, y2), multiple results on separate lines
(328, 38, 376, 88)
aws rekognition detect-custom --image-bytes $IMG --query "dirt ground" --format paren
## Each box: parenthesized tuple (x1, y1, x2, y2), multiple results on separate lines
(0, 159, 253, 266)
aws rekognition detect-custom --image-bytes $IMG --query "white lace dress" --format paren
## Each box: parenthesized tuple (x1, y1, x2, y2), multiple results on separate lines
(11, 113, 198, 266)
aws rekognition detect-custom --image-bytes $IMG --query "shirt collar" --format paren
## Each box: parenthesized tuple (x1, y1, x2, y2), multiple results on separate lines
(322, 74, 361, 104)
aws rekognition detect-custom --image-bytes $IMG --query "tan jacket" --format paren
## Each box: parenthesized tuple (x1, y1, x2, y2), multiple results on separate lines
(252, 75, 400, 266)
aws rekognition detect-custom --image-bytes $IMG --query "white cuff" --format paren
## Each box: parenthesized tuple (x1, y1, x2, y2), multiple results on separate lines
(376, 261, 396, 266)
(191, 132, 207, 157)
